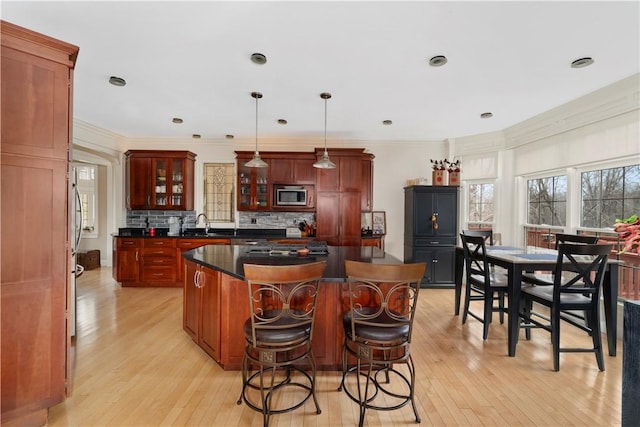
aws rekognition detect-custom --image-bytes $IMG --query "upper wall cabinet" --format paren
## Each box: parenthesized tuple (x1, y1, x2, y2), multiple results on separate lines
(125, 150, 196, 210)
(315, 148, 373, 193)
(235, 151, 318, 211)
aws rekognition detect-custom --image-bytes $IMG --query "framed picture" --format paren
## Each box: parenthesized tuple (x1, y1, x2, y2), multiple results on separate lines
(372, 211, 386, 235)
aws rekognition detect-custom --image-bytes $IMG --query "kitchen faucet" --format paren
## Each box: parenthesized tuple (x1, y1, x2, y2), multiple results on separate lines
(195, 213, 209, 229)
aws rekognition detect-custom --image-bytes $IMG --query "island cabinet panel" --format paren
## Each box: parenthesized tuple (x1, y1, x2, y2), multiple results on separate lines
(184, 260, 221, 361)
(177, 239, 228, 283)
(125, 150, 196, 210)
(1, 20, 78, 426)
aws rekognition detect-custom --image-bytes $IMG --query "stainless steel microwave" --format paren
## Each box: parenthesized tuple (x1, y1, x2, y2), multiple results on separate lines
(276, 187, 307, 206)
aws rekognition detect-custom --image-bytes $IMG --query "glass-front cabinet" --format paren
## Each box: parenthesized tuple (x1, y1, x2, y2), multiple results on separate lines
(238, 161, 270, 210)
(152, 158, 185, 208)
(126, 150, 196, 210)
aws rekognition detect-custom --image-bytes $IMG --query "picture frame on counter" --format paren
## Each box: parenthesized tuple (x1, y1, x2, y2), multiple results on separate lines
(372, 211, 386, 235)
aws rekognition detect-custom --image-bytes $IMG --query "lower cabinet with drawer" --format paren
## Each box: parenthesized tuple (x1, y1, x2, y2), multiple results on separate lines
(141, 238, 177, 285)
(113, 237, 231, 287)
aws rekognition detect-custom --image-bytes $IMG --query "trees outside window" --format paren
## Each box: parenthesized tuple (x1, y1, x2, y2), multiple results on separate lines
(468, 183, 494, 224)
(527, 175, 567, 226)
(582, 164, 640, 228)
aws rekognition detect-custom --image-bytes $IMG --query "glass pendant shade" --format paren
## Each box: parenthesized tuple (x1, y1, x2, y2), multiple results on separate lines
(314, 92, 336, 169)
(246, 91, 268, 168)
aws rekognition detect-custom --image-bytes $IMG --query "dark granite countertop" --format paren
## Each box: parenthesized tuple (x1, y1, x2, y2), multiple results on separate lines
(182, 244, 402, 281)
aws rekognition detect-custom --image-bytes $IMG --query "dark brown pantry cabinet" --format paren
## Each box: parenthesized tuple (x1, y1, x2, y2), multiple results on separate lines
(315, 148, 374, 246)
(404, 185, 459, 287)
(125, 150, 196, 210)
(1, 21, 79, 426)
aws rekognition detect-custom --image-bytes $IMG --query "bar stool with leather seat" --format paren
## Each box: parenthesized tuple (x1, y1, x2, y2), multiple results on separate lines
(519, 243, 612, 371)
(237, 261, 327, 427)
(460, 233, 509, 340)
(338, 260, 426, 427)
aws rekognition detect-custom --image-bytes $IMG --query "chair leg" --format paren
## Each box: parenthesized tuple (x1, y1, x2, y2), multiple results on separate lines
(590, 309, 605, 371)
(237, 350, 248, 405)
(407, 354, 421, 423)
(338, 340, 347, 391)
(482, 290, 492, 340)
(309, 350, 322, 414)
(462, 284, 471, 324)
(498, 291, 505, 324)
(551, 306, 561, 371)
(523, 299, 532, 340)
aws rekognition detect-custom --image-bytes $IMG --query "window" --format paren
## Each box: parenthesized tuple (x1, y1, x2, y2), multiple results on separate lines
(468, 183, 494, 224)
(581, 164, 640, 229)
(75, 164, 98, 237)
(203, 163, 235, 222)
(527, 175, 567, 226)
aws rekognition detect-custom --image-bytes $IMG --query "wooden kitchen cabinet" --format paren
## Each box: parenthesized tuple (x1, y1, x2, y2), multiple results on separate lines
(1, 21, 78, 426)
(269, 154, 317, 184)
(113, 237, 141, 283)
(361, 156, 373, 211)
(315, 148, 374, 246)
(125, 150, 196, 210)
(177, 238, 229, 283)
(236, 152, 270, 211)
(316, 191, 362, 246)
(184, 259, 221, 361)
(141, 238, 177, 285)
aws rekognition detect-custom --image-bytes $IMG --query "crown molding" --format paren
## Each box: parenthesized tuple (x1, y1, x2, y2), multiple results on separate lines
(503, 73, 640, 148)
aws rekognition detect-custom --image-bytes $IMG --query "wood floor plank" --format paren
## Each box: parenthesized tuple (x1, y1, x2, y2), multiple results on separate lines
(47, 268, 623, 426)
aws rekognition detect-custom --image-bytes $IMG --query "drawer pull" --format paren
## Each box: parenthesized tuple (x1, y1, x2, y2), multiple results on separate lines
(153, 273, 164, 276)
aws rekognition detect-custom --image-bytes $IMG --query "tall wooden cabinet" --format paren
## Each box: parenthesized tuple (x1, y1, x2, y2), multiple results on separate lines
(404, 186, 459, 287)
(125, 150, 196, 210)
(315, 148, 373, 246)
(1, 21, 79, 425)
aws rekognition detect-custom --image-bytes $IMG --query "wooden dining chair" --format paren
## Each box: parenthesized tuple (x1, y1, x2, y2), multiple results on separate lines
(338, 260, 426, 427)
(460, 233, 509, 340)
(519, 243, 612, 371)
(522, 233, 598, 286)
(237, 261, 327, 427)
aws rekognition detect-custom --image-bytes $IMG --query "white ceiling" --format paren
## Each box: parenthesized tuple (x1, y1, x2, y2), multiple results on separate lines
(3, 1, 639, 143)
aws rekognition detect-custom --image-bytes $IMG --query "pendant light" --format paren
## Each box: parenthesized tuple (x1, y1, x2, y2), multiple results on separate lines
(245, 91, 268, 168)
(313, 92, 336, 169)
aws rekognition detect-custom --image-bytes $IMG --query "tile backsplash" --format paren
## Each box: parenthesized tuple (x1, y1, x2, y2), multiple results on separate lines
(126, 210, 315, 230)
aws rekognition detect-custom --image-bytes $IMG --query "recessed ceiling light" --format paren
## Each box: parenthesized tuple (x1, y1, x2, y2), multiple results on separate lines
(480, 112, 493, 119)
(250, 52, 267, 64)
(571, 57, 594, 68)
(225, 134, 234, 139)
(382, 120, 392, 125)
(429, 55, 448, 67)
(172, 118, 183, 124)
(277, 119, 287, 125)
(192, 134, 201, 139)
(108, 76, 126, 86)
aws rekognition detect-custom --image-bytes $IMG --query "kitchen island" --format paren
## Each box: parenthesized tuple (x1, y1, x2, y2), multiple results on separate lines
(182, 244, 402, 370)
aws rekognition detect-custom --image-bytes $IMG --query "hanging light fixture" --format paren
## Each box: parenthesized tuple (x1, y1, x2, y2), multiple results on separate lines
(245, 91, 268, 168)
(314, 92, 336, 169)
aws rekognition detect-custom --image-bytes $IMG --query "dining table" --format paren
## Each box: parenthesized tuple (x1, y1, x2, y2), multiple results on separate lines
(454, 245, 620, 357)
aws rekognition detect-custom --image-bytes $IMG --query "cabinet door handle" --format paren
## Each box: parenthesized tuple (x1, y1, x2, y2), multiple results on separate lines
(136, 250, 139, 261)
(147, 195, 151, 206)
(433, 259, 438, 263)
(430, 241, 440, 244)
(194, 270, 200, 288)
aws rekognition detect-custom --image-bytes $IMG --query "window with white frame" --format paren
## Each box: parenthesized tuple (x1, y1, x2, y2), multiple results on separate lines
(581, 164, 640, 229)
(75, 164, 98, 237)
(468, 183, 494, 225)
(527, 175, 567, 226)
(203, 163, 235, 222)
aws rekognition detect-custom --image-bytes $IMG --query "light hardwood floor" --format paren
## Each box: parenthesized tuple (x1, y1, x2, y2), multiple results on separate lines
(49, 268, 622, 426)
